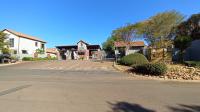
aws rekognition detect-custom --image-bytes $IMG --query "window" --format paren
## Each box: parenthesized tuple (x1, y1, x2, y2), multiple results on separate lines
(78, 51, 85, 55)
(9, 38, 14, 47)
(41, 43, 45, 49)
(35, 42, 38, 47)
(14, 50, 17, 54)
(22, 50, 28, 54)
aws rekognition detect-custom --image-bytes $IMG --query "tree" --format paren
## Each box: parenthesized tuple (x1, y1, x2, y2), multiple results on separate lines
(173, 13, 200, 62)
(103, 10, 184, 55)
(137, 10, 184, 48)
(176, 13, 200, 40)
(102, 36, 122, 55)
(36, 48, 45, 54)
(0, 31, 9, 54)
(103, 24, 140, 55)
(112, 24, 140, 42)
(174, 36, 192, 52)
(174, 36, 192, 62)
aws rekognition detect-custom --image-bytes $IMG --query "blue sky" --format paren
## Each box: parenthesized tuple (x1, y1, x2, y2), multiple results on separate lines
(0, 0, 200, 48)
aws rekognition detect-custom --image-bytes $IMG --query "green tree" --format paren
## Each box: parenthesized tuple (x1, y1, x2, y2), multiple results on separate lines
(36, 48, 45, 54)
(102, 36, 122, 55)
(137, 10, 184, 48)
(103, 24, 140, 54)
(176, 13, 200, 40)
(0, 31, 9, 54)
(112, 23, 140, 42)
(174, 36, 192, 52)
(174, 36, 192, 62)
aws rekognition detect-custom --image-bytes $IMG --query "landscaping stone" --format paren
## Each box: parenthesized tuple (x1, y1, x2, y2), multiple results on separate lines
(165, 64, 200, 80)
(115, 63, 200, 81)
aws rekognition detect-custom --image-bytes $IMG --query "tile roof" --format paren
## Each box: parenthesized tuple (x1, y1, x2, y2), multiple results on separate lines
(3, 29, 46, 43)
(114, 41, 145, 47)
(77, 40, 89, 45)
(46, 48, 58, 54)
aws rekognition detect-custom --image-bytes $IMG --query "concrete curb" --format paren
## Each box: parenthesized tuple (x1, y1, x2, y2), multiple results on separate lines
(0, 62, 21, 67)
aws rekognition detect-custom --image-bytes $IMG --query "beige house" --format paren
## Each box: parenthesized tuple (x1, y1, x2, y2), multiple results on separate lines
(114, 41, 146, 56)
(46, 48, 58, 58)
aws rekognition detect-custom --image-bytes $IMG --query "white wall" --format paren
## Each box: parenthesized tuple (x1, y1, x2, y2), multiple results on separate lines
(126, 47, 143, 55)
(77, 41, 87, 50)
(3, 30, 19, 51)
(19, 37, 45, 54)
(3, 30, 46, 59)
(47, 53, 57, 58)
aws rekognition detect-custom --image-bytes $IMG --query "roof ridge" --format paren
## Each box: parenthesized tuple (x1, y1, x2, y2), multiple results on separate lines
(3, 29, 46, 43)
(78, 40, 89, 45)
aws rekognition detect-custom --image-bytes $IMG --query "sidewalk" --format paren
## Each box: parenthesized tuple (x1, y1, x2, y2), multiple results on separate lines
(0, 62, 21, 67)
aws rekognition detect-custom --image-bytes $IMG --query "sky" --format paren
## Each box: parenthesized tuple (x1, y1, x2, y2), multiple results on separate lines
(0, 0, 200, 48)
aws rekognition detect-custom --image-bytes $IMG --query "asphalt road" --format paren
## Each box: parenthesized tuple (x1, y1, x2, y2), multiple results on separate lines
(0, 61, 200, 112)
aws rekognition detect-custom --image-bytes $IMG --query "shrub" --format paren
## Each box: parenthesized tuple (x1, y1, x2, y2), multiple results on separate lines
(133, 63, 167, 76)
(22, 57, 34, 61)
(22, 57, 57, 61)
(185, 61, 200, 68)
(119, 53, 149, 66)
(2, 48, 10, 54)
(36, 49, 45, 54)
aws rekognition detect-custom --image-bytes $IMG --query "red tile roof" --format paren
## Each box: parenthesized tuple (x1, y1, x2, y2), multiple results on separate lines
(114, 41, 145, 47)
(46, 48, 58, 54)
(3, 29, 46, 43)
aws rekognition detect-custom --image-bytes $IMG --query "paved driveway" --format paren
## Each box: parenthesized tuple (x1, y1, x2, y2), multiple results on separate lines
(7, 60, 115, 71)
(0, 61, 200, 112)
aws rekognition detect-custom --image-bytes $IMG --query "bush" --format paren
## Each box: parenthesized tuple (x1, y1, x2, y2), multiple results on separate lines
(119, 53, 149, 66)
(22, 57, 34, 61)
(133, 63, 167, 76)
(185, 61, 200, 68)
(22, 57, 58, 61)
(2, 48, 10, 54)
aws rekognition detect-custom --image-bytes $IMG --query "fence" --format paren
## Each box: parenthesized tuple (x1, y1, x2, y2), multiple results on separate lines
(146, 48, 172, 63)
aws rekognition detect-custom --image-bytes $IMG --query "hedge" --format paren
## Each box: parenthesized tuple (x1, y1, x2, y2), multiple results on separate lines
(185, 61, 200, 68)
(133, 63, 167, 76)
(22, 57, 57, 61)
(119, 53, 149, 66)
(22, 57, 34, 61)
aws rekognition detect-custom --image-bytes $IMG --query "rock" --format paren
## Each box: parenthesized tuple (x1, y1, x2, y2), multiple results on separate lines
(187, 67, 195, 69)
(173, 76, 177, 79)
(159, 76, 164, 78)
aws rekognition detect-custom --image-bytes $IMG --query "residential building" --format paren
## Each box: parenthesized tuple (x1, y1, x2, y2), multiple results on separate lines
(114, 41, 146, 57)
(46, 48, 58, 58)
(2, 29, 47, 59)
(56, 40, 101, 60)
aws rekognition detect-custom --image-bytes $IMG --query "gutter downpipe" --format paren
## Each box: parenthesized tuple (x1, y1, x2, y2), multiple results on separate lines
(18, 37, 20, 59)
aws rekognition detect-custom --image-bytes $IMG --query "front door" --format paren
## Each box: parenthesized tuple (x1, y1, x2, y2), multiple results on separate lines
(71, 51, 75, 60)
(60, 51, 66, 60)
